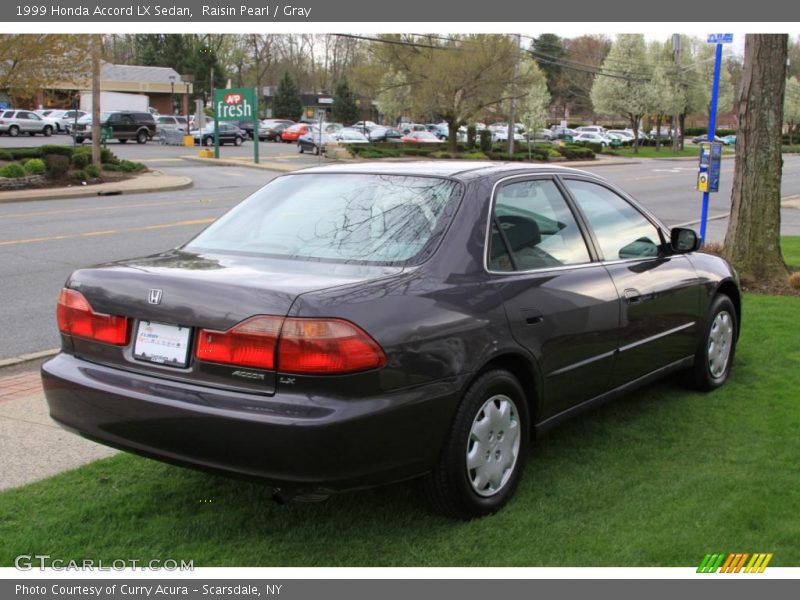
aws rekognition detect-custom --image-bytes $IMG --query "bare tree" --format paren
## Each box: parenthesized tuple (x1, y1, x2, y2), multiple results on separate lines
(722, 34, 789, 282)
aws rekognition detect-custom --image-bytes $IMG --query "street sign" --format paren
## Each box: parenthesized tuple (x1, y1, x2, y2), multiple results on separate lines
(707, 33, 733, 44)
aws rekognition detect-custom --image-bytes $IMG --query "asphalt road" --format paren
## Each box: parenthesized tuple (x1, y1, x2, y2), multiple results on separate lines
(1, 136, 799, 360)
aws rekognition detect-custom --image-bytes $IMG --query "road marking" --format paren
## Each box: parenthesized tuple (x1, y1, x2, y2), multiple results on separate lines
(0, 218, 215, 247)
(0, 198, 218, 220)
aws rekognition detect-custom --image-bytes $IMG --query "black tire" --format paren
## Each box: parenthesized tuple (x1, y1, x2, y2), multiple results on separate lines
(298, 144, 304, 153)
(43, 126, 53, 137)
(423, 369, 529, 520)
(687, 294, 738, 391)
(234, 136, 243, 147)
(10, 125, 22, 136)
(74, 136, 84, 144)
(276, 134, 283, 142)
(203, 136, 213, 147)
(118, 138, 127, 144)
(136, 130, 148, 144)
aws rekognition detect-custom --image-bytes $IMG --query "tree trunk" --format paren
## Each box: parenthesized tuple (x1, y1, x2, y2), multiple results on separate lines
(655, 116, 663, 152)
(722, 34, 789, 282)
(629, 114, 640, 154)
(447, 117, 459, 154)
(679, 113, 686, 150)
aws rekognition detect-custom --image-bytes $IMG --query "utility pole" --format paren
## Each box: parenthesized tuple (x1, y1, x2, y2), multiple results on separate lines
(672, 34, 681, 154)
(91, 34, 101, 168)
(507, 33, 521, 155)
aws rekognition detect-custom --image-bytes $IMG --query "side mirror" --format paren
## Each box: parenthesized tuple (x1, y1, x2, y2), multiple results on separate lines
(670, 228, 701, 253)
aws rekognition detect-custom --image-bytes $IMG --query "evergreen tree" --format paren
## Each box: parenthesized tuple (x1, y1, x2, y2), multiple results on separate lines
(273, 72, 303, 120)
(332, 77, 360, 124)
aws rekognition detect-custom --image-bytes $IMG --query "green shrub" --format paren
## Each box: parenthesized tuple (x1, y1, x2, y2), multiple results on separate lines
(23, 158, 46, 175)
(466, 126, 477, 149)
(430, 151, 454, 159)
(101, 147, 117, 164)
(45, 154, 70, 179)
(0, 162, 26, 178)
(71, 151, 91, 169)
(85, 164, 101, 178)
(103, 159, 146, 173)
(557, 145, 595, 160)
(479, 129, 493, 152)
(39, 145, 74, 158)
(462, 151, 488, 160)
(72, 169, 88, 182)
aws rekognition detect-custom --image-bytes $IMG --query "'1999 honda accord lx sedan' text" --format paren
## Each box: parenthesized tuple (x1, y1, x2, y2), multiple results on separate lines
(42, 162, 740, 519)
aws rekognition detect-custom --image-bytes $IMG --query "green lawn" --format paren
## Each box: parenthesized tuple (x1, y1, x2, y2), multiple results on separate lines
(1, 294, 798, 567)
(783, 236, 800, 269)
(604, 146, 733, 159)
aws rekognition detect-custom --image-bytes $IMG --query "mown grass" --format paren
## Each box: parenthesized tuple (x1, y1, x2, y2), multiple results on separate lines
(782, 236, 800, 269)
(603, 146, 730, 159)
(1, 294, 798, 567)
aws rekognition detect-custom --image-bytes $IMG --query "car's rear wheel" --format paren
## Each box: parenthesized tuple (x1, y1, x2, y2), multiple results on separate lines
(43, 126, 53, 137)
(8, 125, 19, 137)
(136, 130, 148, 144)
(688, 294, 737, 391)
(234, 136, 243, 146)
(203, 136, 213, 147)
(423, 369, 529, 520)
(276, 134, 282, 142)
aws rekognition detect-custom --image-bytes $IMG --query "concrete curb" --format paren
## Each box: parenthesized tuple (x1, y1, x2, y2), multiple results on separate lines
(181, 156, 304, 172)
(0, 170, 193, 204)
(0, 349, 59, 369)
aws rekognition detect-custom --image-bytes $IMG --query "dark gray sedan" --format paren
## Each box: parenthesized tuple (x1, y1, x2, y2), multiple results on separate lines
(42, 162, 740, 519)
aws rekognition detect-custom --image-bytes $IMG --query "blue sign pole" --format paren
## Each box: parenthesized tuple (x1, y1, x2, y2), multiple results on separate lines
(700, 42, 723, 245)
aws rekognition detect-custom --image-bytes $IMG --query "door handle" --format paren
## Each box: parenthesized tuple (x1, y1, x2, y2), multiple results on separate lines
(623, 288, 641, 304)
(521, 308, 544, 326)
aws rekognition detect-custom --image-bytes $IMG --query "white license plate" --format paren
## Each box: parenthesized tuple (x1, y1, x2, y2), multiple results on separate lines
(133, 321, 191, 367)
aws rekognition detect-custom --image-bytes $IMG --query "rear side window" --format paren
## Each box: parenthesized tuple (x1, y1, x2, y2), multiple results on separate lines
(2, 111, 14, 118)
(489, 179, 590, 272)
(186, 174, 462, 266)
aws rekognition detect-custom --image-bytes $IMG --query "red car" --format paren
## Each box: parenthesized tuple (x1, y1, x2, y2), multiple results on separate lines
(281, 123, 312, 143)
(401, 131, 442, 144)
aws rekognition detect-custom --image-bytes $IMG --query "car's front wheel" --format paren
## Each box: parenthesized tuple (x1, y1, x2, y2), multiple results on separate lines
(688, 294, 738, 391)
(203, 136, 213, 147)
(423, 369, 529, 520)
(136, 130, 148, 144)
(43, 126, 53, 137)
(234, 136, 243, 146)
(8, 125, 19, 137)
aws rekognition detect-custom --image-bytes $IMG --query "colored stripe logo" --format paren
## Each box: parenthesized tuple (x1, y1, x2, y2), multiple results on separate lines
(697, 553, 773, 573)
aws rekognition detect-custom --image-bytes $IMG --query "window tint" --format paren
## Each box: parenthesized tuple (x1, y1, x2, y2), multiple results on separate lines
(489, 179, 590, 271)
(2, 111, 13, 118)
(564, 179, 662, 260)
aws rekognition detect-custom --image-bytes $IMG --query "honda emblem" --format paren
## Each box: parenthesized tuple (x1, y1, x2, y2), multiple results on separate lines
(148, 289, 163, 305)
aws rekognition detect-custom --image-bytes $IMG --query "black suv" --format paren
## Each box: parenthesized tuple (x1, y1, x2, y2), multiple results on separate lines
(74, 111, 156, 144)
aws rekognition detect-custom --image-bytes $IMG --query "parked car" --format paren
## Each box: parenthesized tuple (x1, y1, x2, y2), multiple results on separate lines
(335, 128, 370, 144)
(0, 109, 55, 137)
(43, 162, 741, 520)
(690, 134, 727, 144)
(192, 122, 247, 146)
(572, 132, 611, 146)
(606, 129, 634, 141)
(155, 115, 188, 132)
(401, 130, 443, 143)
(550, 126, 578, 140)
(368, 126, 404, 143)
(43, 110, 87, 134)
(297, 130, 336, 154)
(492, 128, 525, 143)
(280, 123, 313, 143)
(720, 135, 737, 145)
(73, 111, 156, 144)
(260, 121, 293, 142)
(575, 125, 606, 136)
(399, 123, 427, 134)
(351, 120, 378, 133)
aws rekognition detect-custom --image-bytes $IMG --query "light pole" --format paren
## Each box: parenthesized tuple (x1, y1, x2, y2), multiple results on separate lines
(169, 75, 176, 115)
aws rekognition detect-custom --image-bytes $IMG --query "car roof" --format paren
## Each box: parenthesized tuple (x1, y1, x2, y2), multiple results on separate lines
(292, 161, 595, 181)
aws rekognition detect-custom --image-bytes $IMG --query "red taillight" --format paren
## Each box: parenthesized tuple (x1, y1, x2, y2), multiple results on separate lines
(195, 316, 386, 375)
(278, 318, 386, 375)
(56, 288, 129, 345)
(196, 316, 281, 369)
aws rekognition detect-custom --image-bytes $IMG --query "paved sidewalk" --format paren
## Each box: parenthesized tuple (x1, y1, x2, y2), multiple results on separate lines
(0, 170, 193, 204)
(0, 368, 117, 491)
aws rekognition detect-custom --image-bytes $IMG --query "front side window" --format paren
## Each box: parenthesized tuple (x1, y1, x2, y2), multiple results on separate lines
(489, 179, 591, 272)
(564, 179, 663, 260)
(186, 174, 461, 266)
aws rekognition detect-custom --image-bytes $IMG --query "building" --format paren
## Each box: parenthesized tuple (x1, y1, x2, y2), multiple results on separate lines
(39, 63, 193, 115)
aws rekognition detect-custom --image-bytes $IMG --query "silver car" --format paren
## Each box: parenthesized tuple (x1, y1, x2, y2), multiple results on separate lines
(0, 109, 54, 137)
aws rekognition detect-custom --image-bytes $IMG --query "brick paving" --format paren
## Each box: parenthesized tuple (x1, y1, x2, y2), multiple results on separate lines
(0, 371, 43, 403)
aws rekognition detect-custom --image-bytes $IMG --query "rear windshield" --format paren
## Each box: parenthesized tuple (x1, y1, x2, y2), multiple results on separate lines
(185, 173, 462, 265)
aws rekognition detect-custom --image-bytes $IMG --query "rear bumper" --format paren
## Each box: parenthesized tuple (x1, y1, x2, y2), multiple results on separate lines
(41, 353, 463, 492)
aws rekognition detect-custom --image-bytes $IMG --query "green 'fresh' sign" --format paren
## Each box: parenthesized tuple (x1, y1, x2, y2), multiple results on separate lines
(213, 87, 256, 121)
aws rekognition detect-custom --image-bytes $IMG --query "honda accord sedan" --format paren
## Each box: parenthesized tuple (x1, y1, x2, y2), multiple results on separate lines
(42, 162, 740, 519)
